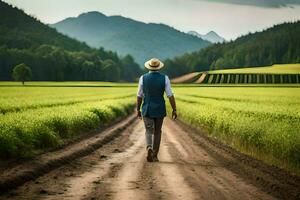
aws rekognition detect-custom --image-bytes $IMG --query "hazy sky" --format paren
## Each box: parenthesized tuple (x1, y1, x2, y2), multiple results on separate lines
(4, 0, 300, 40)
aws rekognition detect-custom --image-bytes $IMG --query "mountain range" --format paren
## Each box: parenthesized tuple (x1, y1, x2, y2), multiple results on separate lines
(51, 12, 211, 66)
(187, 31, 225, 43)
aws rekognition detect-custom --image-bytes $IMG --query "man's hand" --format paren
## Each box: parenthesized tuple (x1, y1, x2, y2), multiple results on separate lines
(172, 110, 177, 120)
(136, 110, 142, 119)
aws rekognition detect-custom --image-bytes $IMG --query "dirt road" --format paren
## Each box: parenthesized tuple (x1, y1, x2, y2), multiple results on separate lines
(1, 116, 299, 200)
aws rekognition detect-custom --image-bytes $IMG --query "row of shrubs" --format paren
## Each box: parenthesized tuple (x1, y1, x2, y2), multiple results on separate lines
(170, 90, 300, 173)
(0, 98, 134, 158)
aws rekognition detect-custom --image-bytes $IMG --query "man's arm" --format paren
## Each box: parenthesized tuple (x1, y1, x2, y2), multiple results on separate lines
(136, 76, 143, 119)
(165, 76, 177, 120)
(168, 95, 177, 119)
(136, 96, 142, 119)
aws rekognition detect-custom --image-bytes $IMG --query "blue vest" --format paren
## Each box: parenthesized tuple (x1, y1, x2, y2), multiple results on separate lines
(142, 72, 166, 118)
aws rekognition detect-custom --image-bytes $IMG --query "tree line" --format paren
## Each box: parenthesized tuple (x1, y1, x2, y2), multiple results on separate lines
(0, 45, 141, 81)
(162, 21, 300, 78)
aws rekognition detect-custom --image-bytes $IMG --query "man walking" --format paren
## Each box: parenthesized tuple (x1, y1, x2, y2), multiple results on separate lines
(136, 58, 177, 162)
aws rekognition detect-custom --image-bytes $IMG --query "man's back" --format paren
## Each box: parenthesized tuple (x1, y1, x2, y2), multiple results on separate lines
(142, 72, 166, 118)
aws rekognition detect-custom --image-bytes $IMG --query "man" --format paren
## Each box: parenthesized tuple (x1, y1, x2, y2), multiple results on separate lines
(136, 58, 177, 162)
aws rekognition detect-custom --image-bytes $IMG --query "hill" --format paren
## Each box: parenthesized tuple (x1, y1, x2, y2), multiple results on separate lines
(0, 1, 141, 81)
(163, 21, 300, 78)
(188, 31, 225, 43)
(51, 11, 211, 66)
(0, 2, 90, 51)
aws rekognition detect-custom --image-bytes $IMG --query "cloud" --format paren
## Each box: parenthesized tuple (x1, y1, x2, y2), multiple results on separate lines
(202, 0, 300, 8)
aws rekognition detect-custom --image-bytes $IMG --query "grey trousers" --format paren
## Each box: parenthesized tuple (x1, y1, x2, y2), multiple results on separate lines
(143, 117, 164, 156)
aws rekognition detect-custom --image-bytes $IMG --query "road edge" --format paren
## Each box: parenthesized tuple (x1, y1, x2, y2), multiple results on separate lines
(0, 114, 137, 193)
(173, 118, 300, 200)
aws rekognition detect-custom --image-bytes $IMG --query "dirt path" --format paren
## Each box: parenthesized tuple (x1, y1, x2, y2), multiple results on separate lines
(1, 117, 299, 200)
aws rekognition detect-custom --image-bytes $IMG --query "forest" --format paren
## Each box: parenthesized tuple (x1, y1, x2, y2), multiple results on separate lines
(162, 21, 300, 78)
(0, 1, 142, 81)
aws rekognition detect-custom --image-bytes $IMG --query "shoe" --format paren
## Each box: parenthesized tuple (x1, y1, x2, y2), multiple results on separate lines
(147, 147, 154, 162)
(153, 155, 159, 162)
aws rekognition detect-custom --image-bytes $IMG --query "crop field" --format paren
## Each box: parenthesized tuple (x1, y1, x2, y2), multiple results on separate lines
(171, 87, 300, 171)
(1, 82, 300, 173)
(172, 63, 300, 84)
(208, 64, 300, 74)
(0, 86, 136, 158)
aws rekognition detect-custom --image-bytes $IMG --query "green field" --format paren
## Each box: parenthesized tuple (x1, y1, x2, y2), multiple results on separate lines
(208, 64, 300, 74)
(171, 86, 300, 172)
(0, 81, 136, 87)
(1, 82, 299, 173)
(0, 85, 136, 158)
(172, 64, 300, 84)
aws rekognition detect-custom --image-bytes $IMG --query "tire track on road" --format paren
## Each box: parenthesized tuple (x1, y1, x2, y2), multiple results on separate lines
(51, 120, 146, 200)
(163, 118, 276, 200)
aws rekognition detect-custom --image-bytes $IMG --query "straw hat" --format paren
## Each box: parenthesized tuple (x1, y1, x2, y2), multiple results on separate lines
(144, 58, 164, 71)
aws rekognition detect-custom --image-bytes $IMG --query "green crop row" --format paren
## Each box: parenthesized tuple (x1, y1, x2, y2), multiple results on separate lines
(172, 87, 300, 173)
(0, 87, 135, 114)
(0, 97, 135, 158)
(203, 73, 300, 84)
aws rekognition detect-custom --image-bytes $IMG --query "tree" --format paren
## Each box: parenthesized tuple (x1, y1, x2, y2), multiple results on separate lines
(12, 63, 32, 85)
(102, 59, 120, 81)
(120, 55, 142, 82)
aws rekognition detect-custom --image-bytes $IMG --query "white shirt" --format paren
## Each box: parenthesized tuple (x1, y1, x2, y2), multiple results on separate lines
(137, 73, 173, 98)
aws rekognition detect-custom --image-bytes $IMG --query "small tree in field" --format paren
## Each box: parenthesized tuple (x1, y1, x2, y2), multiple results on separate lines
(12, 63, 32, 85)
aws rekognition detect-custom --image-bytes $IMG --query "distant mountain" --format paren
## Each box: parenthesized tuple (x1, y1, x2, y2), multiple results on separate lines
(163, 21, 300, 78)
(188, 31, 225, 43)
(0, 1, 141, 81)
(51, 12, 211, 66)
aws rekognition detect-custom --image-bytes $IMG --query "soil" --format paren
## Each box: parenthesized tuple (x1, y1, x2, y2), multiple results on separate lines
(0, 116, 299, 200)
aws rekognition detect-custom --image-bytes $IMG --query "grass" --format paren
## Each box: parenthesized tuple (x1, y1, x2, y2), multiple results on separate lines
(1, 81, 299, 174)
(170, 87, 300, 174)
(173, 83, 300, 87)
(0, 85, 137, 158)
(171, 64, 300, 84)
(0, 87, 135, 114)
(0, 81, 136, 87)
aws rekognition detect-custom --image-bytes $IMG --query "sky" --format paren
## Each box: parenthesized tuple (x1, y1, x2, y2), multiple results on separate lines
(3, 0, 300, 40)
